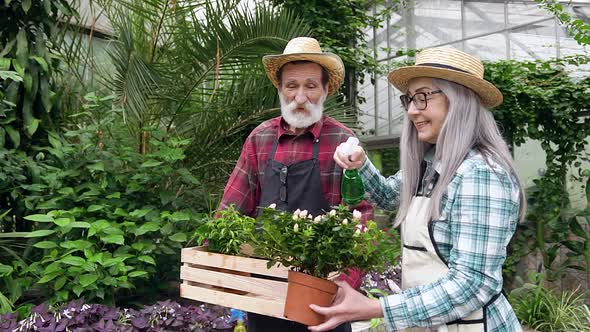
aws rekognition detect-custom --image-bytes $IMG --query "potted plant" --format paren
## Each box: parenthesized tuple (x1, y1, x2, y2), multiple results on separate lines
(253, 205, 398, 326)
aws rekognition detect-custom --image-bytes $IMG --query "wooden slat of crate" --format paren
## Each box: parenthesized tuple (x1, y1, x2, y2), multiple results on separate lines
(181, 264, 288, 298)
(180, 246, 291, 320)
(181, 246, 289, 278)
(180, 283, 286, 319)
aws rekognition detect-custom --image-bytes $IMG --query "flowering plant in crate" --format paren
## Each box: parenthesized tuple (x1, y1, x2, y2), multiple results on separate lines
(253, 205, 398, 279)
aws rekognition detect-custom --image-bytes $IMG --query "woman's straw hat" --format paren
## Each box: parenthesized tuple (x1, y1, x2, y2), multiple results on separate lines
(263, 37, 344, 95)
(388, 47, 503, 108)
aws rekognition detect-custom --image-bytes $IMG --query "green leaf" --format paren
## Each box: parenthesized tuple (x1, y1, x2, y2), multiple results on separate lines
(60, 240, 93, 250)
(103, 256, 128, 267)
(60, 256, 86, 266)
(72, 285, 84, 297)
(0, 58, 9, 70)
(0, 292, 12, 313)
(138, 255, 156, 265)
(106, 192, 121, 199)
(44, 262, 62, 275)
(54, 218, 72, 227)
(168, 233, 187, 242)
(43, 0, 52, 14)
(33, 241, 57, 249)
(135, 222, 159, 235)
(54, 276, 67, 291)
(38, 272, 60, 284)
(141, 160, 163, 168)
(22, 0, 31, 13)
(79, 274, 98, 287)
(87, 162, 105, 172)
(25, 230, 55, 237)
(23, 72, 32, 92)
(87, 205, 104, 212)
(570, 218, 588, 239)
(170, 211, 190, 221)
(128, 271, 148, 278)
(40, 77, 52, 112)
(30, 56, 48, 72)
(0, 264, 13, 276)
(16, 29, 27, 68)
(71, 222, 91, 228)
(130, 208, 152, 218)
(0, 70, 22, 82)
(5, 126, 19, 148)
(0, 39, 15, 57)
(101, 234, 124, 245)
(24, 214, 54, 222)
(100, 206, 120, 216)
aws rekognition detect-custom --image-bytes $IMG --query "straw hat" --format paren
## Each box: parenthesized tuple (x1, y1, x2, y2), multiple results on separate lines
(388, 47, 503, 108)
(262, 37, 344, 95)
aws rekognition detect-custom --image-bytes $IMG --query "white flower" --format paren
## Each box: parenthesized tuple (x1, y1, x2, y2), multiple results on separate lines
(353, 209, 362, 220)
(329, 209, 337, 216)
(313, 216, 322, 223)
(268, 203, 276, 209)
(354, 228, 361, 236)
(292, 214, 299, 221)
(294, 208, 301, 215)
(308, 214, 313, 219)
(62, 308, 73, 319)
(300, 210, 308, 218)
(293, 223, 299, 232)
(342, 218, 348, 225)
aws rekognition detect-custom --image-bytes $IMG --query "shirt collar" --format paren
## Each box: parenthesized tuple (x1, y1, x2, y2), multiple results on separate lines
(423, 146, 442, 174)
(278, 115, 324, 139)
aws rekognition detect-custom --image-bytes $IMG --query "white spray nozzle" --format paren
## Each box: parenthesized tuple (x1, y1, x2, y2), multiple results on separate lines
(341, 137, 359, 156)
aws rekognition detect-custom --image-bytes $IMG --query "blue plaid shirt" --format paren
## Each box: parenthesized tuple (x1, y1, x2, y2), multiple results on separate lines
(359, 149, 522, 332)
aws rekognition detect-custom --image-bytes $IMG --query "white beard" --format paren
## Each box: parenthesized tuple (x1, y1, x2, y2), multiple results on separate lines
(279, 92, 326, 129)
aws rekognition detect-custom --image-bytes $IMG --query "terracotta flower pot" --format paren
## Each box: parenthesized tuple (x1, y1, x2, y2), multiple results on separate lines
(283, 271, 338, 326)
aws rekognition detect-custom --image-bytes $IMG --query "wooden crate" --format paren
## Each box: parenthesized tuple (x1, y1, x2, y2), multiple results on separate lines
(180, 246, 291, 319)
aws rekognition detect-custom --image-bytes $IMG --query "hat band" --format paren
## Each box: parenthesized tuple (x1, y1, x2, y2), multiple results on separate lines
(418, 63, 470, 74)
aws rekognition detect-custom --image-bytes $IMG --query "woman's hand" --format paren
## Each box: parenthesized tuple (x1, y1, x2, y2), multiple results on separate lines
(334, 142, 366, 170)
(307, 280, 383, 331)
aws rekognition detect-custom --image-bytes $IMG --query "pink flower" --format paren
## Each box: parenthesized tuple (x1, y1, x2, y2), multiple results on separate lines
(352, 210, 362, 220)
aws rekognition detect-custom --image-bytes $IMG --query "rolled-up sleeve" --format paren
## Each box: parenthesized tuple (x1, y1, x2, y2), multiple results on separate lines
(359, 159, 403, 211)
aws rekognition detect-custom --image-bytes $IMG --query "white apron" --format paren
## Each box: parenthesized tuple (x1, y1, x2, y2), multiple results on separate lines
(400, 172, 499, 332)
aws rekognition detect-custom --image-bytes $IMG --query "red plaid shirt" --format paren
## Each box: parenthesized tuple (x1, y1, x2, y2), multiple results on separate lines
(219, 115, 373, 221)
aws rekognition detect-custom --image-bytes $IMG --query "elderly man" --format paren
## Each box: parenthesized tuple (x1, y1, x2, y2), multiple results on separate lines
(218, 37, 373, 332)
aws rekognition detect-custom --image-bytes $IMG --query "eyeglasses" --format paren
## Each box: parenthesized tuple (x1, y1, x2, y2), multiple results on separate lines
(280, 166, 288, 202)
(400, 90, 443, 111)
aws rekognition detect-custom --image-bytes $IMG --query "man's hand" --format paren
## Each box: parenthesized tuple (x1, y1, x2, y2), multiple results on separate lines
(307, 280, 383, 331)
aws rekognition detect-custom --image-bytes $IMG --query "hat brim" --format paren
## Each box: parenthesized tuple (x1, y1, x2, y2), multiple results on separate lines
(263, 53, 344, 96)
(388, 66, 503, 108)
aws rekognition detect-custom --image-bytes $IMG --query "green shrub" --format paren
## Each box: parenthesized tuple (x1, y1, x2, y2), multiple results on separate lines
(1, 104, 211, 307)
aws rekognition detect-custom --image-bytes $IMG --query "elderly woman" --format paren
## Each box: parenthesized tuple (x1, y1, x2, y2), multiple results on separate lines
(310, 47, 526, 332)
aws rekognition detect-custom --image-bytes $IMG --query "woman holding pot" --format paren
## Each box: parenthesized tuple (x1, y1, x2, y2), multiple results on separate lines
(309, 47, 526, 332)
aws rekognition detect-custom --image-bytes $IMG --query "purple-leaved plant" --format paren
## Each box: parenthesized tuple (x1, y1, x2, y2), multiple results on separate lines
(1, 299, 234, 332)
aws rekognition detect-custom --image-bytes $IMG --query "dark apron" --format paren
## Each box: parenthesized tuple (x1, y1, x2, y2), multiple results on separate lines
(248, 133, 351, 332)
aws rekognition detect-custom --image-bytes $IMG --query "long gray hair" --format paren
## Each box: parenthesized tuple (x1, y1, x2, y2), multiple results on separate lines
(394, 78, 526, 227)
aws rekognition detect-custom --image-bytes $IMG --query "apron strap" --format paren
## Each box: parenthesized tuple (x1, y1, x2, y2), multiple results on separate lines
(269, 128, 322, 163)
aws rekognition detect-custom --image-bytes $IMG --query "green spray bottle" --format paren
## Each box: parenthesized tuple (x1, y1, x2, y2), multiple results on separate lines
(340, 137, 365, 205)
